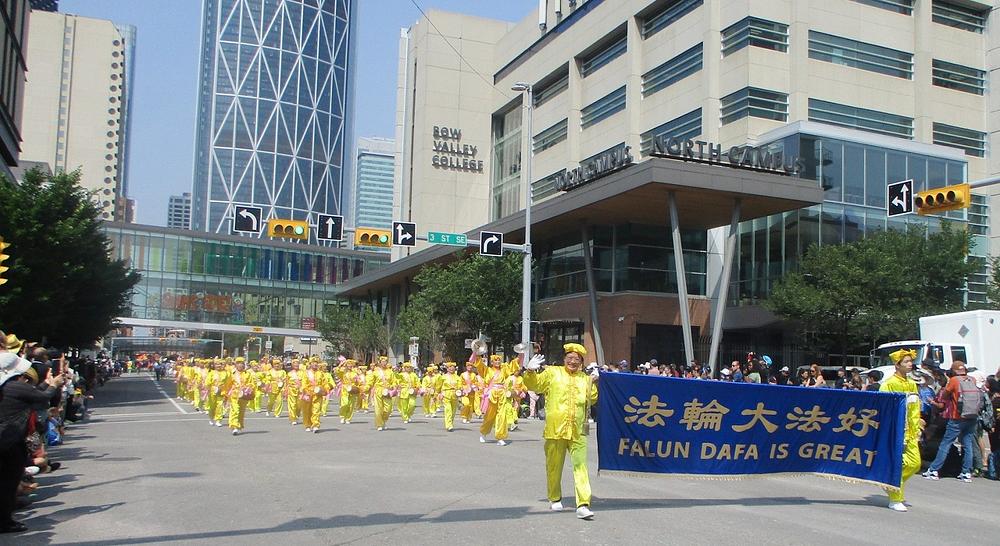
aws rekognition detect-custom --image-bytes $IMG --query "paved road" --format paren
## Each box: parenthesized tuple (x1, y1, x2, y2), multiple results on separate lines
(16, 374, 999, 545)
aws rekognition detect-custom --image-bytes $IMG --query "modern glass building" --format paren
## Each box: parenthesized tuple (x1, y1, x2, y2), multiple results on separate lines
(353, 136, 394, 233)
(103, 222, 387, 333)
(191, 0, 357, 243)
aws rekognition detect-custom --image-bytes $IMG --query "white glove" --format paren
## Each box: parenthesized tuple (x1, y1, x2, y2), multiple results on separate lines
(525, 354, 545, 371)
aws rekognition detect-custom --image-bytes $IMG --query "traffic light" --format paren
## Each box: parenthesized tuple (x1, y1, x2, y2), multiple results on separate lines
(354, 227, 392, 248)
(267, 219, 309, 240)
(914, 183, 970, 215)
(0, 236, 10, 286)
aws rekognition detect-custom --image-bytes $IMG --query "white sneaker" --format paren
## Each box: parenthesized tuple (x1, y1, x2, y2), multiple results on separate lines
(497, 440, 510, 446)
(462, 419, 469, 424)
(377, 427, 384, 431)
(214, 421, 223, 427)
(550, 501, 564, 511)
(340, 418, 346, 424)
(231, 429, 239, 436)
(576, 505, 594, 519)
(922, 470, 939, 480)
(305, 427, 312, 432)
(479, 435, 487, 443)
(209, 420, 214, 426)
(888, 502, 907, 512)
(24, 466, 40, 476)
(312, 428, 318, 433)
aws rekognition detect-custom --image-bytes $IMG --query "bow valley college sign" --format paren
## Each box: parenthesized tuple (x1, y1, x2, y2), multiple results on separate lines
(431, 126, 484, 173)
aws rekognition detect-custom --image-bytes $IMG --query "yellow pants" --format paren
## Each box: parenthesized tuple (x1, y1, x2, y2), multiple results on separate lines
(888, 439, 921, 503)
(422, 395, 434, 416)
(398, 396, 416, 422)
(460, 396, 474, 421)
(374, 395, 392, 428)
(207, 393, 226, 421)
(479, 402, 509, 440)
(340, 391, 356, 422)
(360, 391, 370, 411)
(250, 391, 262, 412)
(193, 387, 203, 410)
(544, 437, 591, 507)
(176, 380, 184, 398)
(267, 390, 283, 416)
(299, 397, 322, 429)
(228, 397, 248, 430)
(442, 397, 457, 430)
(287, 392, 300, 422)
(321, 394, 330, 416)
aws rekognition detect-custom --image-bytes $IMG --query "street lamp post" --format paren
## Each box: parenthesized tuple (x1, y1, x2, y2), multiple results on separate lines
(512, 82, 533, 361)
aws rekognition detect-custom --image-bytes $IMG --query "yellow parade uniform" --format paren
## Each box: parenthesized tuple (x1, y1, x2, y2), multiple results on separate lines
(321, 369, 335, 415)
(206, 367, 231, 423)
(421, 370, 439, 417)
(175, 364, 187, 399)
(395, 368, 420, 423)
(438, 370, 462, 431)
(459, 370, 483, 421)
(300, 369, 334, 430)
(478, 363, 511, 441)
(285, 367, 304, 424)
(337, 365, 360, 423)
(504, 374, 527, 430)
(249, 365, 263, 413)
(265, 367, 286, 416)
(523, 365, 598, 508)
(360, 368, 373, 411)
(880, 373, 922, 504)
(371, 366, 396, 429)
(226, 369, 254, 431)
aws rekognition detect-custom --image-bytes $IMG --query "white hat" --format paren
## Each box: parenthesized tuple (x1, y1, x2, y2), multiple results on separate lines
(720, 368, 731, 376)
(780, 366, 789, 372)
(0, 352, 32, 387)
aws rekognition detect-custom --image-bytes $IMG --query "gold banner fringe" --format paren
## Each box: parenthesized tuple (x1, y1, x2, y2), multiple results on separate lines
(597, 469, 901, 493)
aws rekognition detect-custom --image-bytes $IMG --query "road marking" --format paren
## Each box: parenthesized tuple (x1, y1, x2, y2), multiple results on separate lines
(90, 411, 186, 418)
(149, 376, 188, 414)
(85, 416, 281, 425)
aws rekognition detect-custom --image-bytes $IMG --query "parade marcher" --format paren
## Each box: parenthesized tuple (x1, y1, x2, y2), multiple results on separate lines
(248, 360, 263, 413)
(421, 366, 439, 417)
(206, 360, 230, 427)
(505, 367, 527, 431)
(175, 360, 187, 400)
(265, 358, 286, 417)
(372, 356, 396, 431)
(522, 343, 598, 520)
(879, 348, 923, 512)
(479, 354, 513, 445)
(286, 360, 304, 425)
(337, 359, 360, 424)
(438, 362, 462, 432)
(460, 361, 482, 423)
(301, 360, 333, 433)
(359, 363, 372, 413)
(396, 361, 420, 423)
(320, 362, 335, 416)
(226, 360, 255, 435)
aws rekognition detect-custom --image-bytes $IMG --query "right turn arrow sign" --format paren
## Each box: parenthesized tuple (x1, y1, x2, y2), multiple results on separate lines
(480, 231, 503, 257)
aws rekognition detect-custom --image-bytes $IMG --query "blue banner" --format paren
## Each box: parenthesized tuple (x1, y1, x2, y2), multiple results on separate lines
(597, 374, 906, 489)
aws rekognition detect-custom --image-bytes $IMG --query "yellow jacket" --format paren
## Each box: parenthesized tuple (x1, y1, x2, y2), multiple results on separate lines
(421, 373, 439, 394)
(301, 369, 334, 400)
(206, 369, 230, 396)
(371, 367, 396, 396)
(438, 372, 462, 401)
(523, 366, 597, 441)
(880, 373, 922, 443)
(395, 371, 420, 398)
(226, 370, 255, 399)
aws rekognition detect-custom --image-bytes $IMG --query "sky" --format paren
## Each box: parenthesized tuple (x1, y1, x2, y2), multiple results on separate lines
(56, 0, 534, 225)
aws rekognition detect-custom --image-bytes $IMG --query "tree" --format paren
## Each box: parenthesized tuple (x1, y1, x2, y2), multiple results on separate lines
(0, 168, 140, 347)
(317, 303, 388, 362)
(409, 253, 525, 358)
(986, 256, 1000, 306)
(392, 293, 439, 353)
(766, 223, 976, 356)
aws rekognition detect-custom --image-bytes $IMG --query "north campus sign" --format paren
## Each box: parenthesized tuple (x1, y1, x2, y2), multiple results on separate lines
(554, 137, 806, 192)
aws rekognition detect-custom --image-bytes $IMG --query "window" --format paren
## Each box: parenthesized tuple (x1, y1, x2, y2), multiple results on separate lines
(808, 98, 913, 139)
(581, 86, 626, 129)
(933, 123, 986, 157)
(932, 1, 987, 33)
(853, 0, 913, 15)
(642, 43, 702, 97)
(808, 31, 913, 79)
(533, 119, 568, 153)
(533, 68, 568, 108)
(640, 108, 702, 155)
(720, 87, 787, 125)
(640, 0, 703, 39)
(721, 17, 788, 56)
(932, 59, 986, 95)
(533, 170, 565, 203)
(579, 31, 627, 77)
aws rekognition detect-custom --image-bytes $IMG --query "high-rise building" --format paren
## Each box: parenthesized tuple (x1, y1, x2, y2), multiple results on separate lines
(28, 0, 57, 11)
(167, 192, 192, 229)
(19, 11, 133, 220)
(191, 0, 358, 244)
(114, 23, 136, 222)
(353, 137, 394, 233)
(0, 1, 29, 182)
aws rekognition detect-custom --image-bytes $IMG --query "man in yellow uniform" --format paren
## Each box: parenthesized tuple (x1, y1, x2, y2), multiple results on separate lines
(337, 359, 360, 424)
(460, 362, 481, 423)
(320, 362, 335, 416)
(175, 360, 187, 400)
(248, 360, 263, 413)
(372, 356, 396, 431)
(479, 354, 511, 445)
(359, 363, 372, 412)
(226, 360, 254, 435)
(301, 360, 333, 432)
(286, 360, 305, 425)
(505, 368, 527, 432)
(880, 348, 922, 512)
(206, 359, 230, 427)
(266, 358, 286, 417)
(522, 343, 598, 520)
(421, 366, 439, 417)
(438, 362, 462, 432)
(396, 361, 420, 423)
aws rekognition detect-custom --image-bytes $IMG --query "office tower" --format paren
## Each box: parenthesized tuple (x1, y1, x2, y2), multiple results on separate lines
(353, 137, 394, 231)
(0, 1, 29, 181)
(167, 192, 192, 229)
(192, 0, 358, 244)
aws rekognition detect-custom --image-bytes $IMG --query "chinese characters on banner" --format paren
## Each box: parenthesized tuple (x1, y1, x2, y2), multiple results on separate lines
(597, 374, 906, 489)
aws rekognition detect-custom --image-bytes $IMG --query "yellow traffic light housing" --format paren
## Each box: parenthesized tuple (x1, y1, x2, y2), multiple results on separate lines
(914, 183, 970, 215)
(0, 236, 9, 286)
(268, 219, 309, 240)
(354, 228, 392, 248)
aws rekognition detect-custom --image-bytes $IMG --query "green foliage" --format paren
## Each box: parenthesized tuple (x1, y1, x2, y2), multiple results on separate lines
(317, 303, 387, 362)
(766, 223, 976, 354)
(0, 168, 140, 347)
(410, 253, 524, 358)
(986, 256, 1000, 306)
(392, 293, 437, 348)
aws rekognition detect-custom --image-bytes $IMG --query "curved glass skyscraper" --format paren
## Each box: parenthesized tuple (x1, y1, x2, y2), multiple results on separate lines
(192, 0, 356, 244)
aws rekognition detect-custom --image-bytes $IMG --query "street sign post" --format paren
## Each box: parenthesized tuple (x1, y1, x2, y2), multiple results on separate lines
(392, 221, 417, 246)
(887, 179, 914, 217)
(317, 214, 344, 241)
(233, 205, 263, 233)
(480, 231, 503, 257)
(427, 231, 468, 246)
